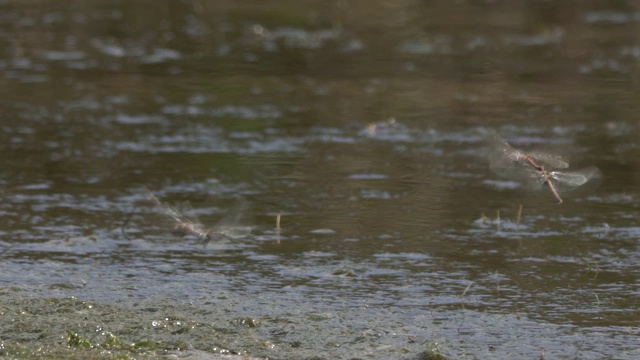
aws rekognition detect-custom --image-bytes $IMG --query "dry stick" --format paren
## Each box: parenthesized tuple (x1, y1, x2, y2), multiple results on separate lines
(461, 281, 473, 298)
(459, 281, 474, 310)
(516, 204, 523, 231)
(276, 211, 281, 245)
(496, 209, 501, 232)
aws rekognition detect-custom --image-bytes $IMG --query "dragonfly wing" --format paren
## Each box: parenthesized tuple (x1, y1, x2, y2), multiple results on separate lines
(528, 151, 569, 169)
(485, 130, 538, 177)
(210, 200, 252, 240)
(218, 226, 252, 239)
(485, 131, 521, 165)
(520, 169, 548, 190)
(485, 130, 568, 169)
(489, 161, 545, 188)
(143, 186, 164, 208)
(164, 206, 190, 224)
(144, 187, 182, 221)
(144, 187, 198, 226)
(550, 166, 601, 191)
(485, 130, 515, 154)
(178, 200, 204, 225)
(489, 164, 551, 191)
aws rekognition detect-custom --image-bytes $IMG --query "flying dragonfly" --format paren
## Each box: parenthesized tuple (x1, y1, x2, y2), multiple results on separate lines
(526, 166, 601, 204)
(144, 187, 251, 244)
(485, 130, 569, 172)
(485, 131, 601, 204)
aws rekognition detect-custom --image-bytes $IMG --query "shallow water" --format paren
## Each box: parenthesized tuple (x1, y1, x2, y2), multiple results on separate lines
(1, 1, 640, 359)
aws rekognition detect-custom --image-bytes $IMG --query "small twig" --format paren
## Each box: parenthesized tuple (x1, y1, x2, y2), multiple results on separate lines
(276, 211, 281, 245)
(459, 281, 474, 310)
(516, 204, 523, 231)
(496, 209, 501, 232)
(461, 281, 473, 298)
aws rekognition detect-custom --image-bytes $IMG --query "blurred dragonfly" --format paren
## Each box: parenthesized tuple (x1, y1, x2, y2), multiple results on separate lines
(486, 130, 569, 172)
(530, 166, 601, 204)
(485, 131, 601, 204)
(144, 187, 251, 244)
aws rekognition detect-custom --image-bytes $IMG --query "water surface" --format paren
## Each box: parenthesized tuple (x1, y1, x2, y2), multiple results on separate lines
(1, 1, 640, 359)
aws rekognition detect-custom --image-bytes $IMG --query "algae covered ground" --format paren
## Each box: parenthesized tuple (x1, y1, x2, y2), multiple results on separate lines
(0, 289, 449, 359)
(4, 282, 636, 359)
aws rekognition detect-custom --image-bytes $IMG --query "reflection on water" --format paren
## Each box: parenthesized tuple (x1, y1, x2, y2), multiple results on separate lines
(1, 0, 640, 359)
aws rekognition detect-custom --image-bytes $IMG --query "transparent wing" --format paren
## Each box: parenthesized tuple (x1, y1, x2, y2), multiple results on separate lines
(218, 226, 252, 239)
(528, 151, 569, 169)
(485, 130, 517, 156)
(549, 166, 601, 192)
(485, 130, 544, 178)
(209, 200, 252, 240)
(144, 187, 184, 222)
(550, 172, 589, 187)
(485, 130, 569, 171)
(176, 200, 203, 226)
(485, 130, 523, 166)
(518, 167, 549, 190)
(488, 165, 538, 186)
(487, 165, 553, 192)
(143, 187, 199, 226)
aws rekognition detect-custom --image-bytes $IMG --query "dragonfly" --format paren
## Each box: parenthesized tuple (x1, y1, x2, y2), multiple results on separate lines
(485, 131, 601, 204)
(144, 187, 252, 244)
(486, 130, 569, 171)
